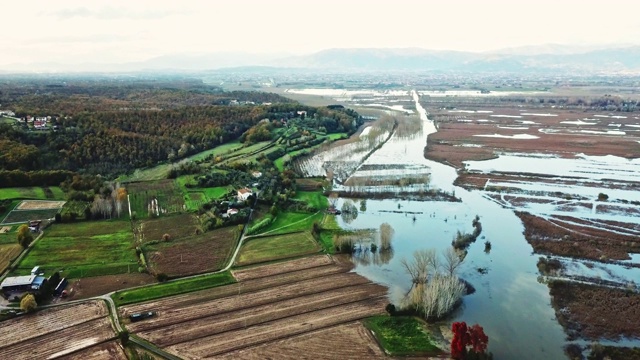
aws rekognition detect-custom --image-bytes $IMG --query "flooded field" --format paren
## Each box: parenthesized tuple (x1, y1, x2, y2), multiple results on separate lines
(297, 88, 640, 358)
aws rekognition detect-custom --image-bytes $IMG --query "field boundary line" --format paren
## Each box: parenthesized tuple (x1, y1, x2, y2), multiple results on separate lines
(130, 335, 182, 360)
(128, 278, 374, 335)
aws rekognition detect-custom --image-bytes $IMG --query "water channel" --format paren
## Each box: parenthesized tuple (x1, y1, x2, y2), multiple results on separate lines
(337, 90, 568, 359)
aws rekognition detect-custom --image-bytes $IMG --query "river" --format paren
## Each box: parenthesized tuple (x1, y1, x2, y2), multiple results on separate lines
(338, 90, 567, 359)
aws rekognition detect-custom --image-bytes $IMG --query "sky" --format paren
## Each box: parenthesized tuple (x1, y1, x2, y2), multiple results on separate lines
(3, 0, 640, 67)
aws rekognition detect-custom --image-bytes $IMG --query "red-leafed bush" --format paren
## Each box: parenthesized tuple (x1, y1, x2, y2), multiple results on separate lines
(451, 322, 492, 359)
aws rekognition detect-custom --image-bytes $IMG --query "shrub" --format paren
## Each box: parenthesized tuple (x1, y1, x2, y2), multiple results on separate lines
(20, 293, 37, 313)
(156, 273, 169, 282)
(16, 224, 34, 248)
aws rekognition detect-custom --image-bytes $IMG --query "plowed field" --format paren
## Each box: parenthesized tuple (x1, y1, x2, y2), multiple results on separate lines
(0, 300, 118, 359)
(57, 340, 127, 360)
(216, 321, 385, 359)
(122, 256, 388, 359)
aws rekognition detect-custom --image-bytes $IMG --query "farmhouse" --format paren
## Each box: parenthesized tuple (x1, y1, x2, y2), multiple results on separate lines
(237, 188, 253, 202)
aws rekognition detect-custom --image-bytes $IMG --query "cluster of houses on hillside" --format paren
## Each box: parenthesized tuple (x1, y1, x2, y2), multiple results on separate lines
(0, 109, 16, 117)
(25, 115, 51, 130)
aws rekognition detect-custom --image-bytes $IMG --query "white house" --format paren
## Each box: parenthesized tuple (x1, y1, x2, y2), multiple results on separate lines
(237, 188, 253, 202)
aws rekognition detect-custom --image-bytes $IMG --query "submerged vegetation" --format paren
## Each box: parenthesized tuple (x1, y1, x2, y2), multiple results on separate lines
(399, 248, 468, 321)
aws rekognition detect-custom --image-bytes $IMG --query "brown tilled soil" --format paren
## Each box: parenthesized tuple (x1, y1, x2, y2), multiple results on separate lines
(231, 254, 333, 281)
(0, 315, 116, 359)
(166, 297, 387, 358)
(0, 300, 107, 348)
(516, 212, 639, 261)
(216, 321, 386, 360)
(58, 340, 127, 360)
(146, 227, 238, 277)
(65, 273, 155, 300)
(16, 200, 66, 210)
(121, 265, 347, 316)
(550, 281, 640, 340)
(123, 257, 388, 359)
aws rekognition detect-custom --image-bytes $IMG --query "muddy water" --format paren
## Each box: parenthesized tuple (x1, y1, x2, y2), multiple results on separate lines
(338, 92, 567, 359)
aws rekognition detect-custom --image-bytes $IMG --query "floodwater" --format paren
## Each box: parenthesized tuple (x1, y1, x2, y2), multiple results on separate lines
(334, 91, 568, 359)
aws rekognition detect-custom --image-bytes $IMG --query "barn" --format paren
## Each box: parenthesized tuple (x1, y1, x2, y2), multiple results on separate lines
(0, 275, 47, 295)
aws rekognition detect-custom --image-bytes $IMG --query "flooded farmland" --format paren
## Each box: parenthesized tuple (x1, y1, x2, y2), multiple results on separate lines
(299, 89, 640, 359)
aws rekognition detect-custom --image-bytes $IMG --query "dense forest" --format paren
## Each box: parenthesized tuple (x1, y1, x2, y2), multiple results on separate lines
(0, 76, 361, 179)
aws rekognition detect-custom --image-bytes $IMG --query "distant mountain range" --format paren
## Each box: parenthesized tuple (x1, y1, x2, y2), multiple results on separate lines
(4, 44, 640, 74)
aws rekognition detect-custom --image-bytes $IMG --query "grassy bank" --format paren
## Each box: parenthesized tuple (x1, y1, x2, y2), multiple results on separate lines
(112, 271, 236, 306)
(364, 316, 442, 356)
(236, 232, 319, 266)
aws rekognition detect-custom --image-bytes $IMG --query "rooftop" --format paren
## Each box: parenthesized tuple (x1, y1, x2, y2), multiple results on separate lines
(1, 275, 36, 288)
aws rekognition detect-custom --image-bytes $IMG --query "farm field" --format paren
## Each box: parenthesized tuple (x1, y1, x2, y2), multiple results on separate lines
(58, 341, 127, 360)
(0, 186, 65, 201)
(120, 256, 387, 359)
(138, 213, 201, 244)
(293, 190, 327, 210)
(236, 231, 320, 266)
(1, 208, 61, 224)
(257, 211, 323, 235)
(11, 220, 137, 278)
(65, 273, 155, 300)
(145, 226, 239, 277)
(0, 243, 22, 274)
(127, 179, 185, 218)
(217, 322, 384, 359)
(0, 300, 119, 359)
(113, 271, 236, 306)
(1, 200, 66, 225)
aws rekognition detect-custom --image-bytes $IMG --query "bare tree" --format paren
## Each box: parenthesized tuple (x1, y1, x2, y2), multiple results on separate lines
(442, 247, 465, 276)
(401, 249, 437, 285)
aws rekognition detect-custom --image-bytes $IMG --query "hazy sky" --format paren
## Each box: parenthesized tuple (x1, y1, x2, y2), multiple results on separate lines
(4, 0, 640, 66)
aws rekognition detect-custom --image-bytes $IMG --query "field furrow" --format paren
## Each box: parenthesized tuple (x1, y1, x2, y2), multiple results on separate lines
(215, 322, 385, 360)
(138, 283, 384, 346)
(57, 340, 127, 360)
(1, 316, 115, 359)
(0, 300, 107, 348)
(166, 297, 387, 358)
(231, 254, 334, 281)
(121, 263, 345, 314)
(127, 272, 370, 333)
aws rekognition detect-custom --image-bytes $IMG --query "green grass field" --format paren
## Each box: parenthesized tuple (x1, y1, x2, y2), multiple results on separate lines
(0, 187, 65, 201)
(236, 232, 320, 266)
(327, 133, 348, 140)
(202, 186, 230, 200)
(364, 316, 442, 356)
(112, 271, 235, 306)
(293, 191, 327, 210)
(258, 211, 323, 236)
(11, 221, 138, 278)
(187, 141, 243, 162)
(127, 180, 185, 218)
